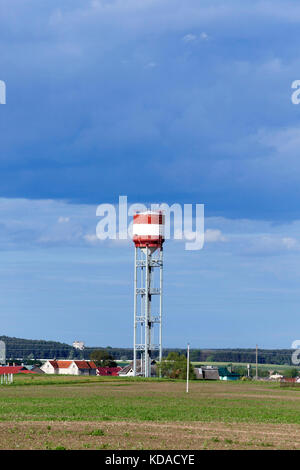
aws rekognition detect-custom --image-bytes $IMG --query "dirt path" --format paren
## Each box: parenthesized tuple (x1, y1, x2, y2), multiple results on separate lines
(0, 420, 299, 450)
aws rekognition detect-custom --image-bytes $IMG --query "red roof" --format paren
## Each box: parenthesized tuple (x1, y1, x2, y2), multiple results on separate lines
(48, 360, 97, 370)
(87, 361, 97, 369)
(96, 367, 122, 376)
(48, 361, 59, 368)
(0, 366, 36, 375)
(74, 360, 97, 369)
(56, 361, 73, 369)
(19, 370, 37, 374)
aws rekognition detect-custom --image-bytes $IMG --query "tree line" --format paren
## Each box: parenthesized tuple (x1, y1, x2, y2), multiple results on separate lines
(0, 336, 295, 365)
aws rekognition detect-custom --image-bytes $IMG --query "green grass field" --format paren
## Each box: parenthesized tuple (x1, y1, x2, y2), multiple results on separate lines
(0, 374, 298, 423)
(1, 375, 300, 449)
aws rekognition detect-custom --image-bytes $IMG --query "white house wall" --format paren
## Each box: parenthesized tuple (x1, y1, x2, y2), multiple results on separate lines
(40, 362, 58, 374)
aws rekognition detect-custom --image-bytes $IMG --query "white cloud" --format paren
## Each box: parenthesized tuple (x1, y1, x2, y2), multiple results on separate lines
(182, 34, 197, 43)
(84, 233, 98, 244)
(282, 237, 298, 249)
(144, 61, 157, 69)
(200, 31, 209, 40)
(205, 229, 226, 242)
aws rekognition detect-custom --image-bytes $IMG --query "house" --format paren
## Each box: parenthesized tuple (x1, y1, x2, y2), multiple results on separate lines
(0, 366, 36, 375)
(40, 360, 97, 375)
(96, 367, 122, 376)
(119, 364, 134, 376)
(269, 373, 284, 381)
(119, 360, 156, 377)
(194, 366, 220, 380)
(218, 367, 240, 381)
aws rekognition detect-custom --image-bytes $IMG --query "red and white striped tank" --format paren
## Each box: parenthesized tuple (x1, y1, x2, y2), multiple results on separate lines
(132, 211, 165, 248)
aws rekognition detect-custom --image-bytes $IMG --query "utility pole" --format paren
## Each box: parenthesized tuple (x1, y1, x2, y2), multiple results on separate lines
(255, 344, 258, 380)
(186, 343, 190, 393)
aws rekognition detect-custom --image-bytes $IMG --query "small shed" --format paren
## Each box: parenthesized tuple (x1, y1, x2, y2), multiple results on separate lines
(194, 366, 219, 380)
(218, 367, 240, 381)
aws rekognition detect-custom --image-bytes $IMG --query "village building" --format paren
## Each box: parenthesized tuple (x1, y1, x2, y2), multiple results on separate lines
(0, 366, 36, 375)
(218, 367, 240, 381)
(269, 373, 284, 381)
(119, 360, 156, 377)
(40, 360, 97, 375)
(96, 366, 122, 376)
(194, 366, 220, 380)
(194, 366, 240, 381)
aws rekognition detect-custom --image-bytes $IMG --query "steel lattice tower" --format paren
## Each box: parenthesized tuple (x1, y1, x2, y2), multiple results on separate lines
(132, 212, 164, 377)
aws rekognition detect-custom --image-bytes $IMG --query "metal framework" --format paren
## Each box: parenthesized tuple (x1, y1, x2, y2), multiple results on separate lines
(133, 246, 163, 377)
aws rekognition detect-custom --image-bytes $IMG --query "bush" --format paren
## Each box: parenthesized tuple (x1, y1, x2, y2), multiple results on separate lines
(157, 352, 196, 380)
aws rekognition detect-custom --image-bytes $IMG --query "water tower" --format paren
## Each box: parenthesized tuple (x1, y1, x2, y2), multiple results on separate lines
(132, 211, 165, 377)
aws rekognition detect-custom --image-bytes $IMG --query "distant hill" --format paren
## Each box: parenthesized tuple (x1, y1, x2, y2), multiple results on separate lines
(0, 335, 78, 360)
(0, 336, 294, 365)
(0, 335, 132, 361)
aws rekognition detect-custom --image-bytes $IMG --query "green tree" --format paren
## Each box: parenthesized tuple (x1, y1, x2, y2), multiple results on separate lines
(90, 350, 117, 367)
(284, 368, 299, 378)
(158, 352, 195, 380)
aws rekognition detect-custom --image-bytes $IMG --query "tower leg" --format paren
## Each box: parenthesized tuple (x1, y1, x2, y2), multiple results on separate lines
(133, 246, 137, 376)
(145, 246, 149, 377)
(159, 248, 163, 376)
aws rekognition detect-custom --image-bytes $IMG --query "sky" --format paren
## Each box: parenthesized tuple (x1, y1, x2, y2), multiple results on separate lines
(1, 0, 300, 349)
